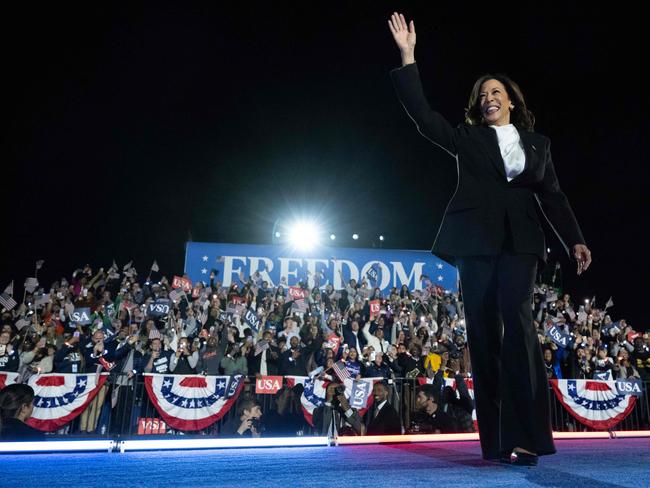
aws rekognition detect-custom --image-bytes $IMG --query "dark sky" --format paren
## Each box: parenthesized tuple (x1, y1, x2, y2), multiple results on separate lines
(3, 4, 648, 328)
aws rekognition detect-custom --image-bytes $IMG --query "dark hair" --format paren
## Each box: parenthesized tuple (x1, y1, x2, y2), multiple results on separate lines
(418, 384, 439, 404)
(237, 398, 261, 417)
(464, 73, 535, 132)
(0, 384, 35, 432)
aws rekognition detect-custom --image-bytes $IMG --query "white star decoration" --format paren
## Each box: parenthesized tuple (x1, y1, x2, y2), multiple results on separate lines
(436, 263, 443, 269)
(437, 275, 444, 281)
(163, 379, 172, 388)
(202, 256, 208, 262)
(217, 381, 226, 389)
(201, 268, 207, 274)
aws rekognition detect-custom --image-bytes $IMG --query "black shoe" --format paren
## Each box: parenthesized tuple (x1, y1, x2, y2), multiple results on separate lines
(509, 451, 538, 466)
(483, 451, 513, 464)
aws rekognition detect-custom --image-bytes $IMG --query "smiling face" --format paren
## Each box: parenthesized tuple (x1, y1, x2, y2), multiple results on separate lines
(479, 79, 513, 126)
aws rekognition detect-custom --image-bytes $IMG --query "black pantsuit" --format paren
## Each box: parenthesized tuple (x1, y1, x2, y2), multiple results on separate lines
(389, 62, 587, 459)
(456, 217, 555, 458)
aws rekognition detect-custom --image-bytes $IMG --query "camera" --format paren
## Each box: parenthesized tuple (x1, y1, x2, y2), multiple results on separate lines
(250, 417, 263, 431)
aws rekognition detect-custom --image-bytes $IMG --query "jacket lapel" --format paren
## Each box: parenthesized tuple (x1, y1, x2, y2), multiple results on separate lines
(479, 125, 538, 183)
(479, 126, 508, 180)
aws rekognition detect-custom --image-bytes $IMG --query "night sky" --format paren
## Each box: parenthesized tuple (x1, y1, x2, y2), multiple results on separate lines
(4, 4, 647, 329)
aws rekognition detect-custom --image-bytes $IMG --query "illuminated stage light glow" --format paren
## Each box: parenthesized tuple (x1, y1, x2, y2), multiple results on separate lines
(0, 440, 115, 453)
(119, 436, 330, 452)
(287, 220, 321, 251)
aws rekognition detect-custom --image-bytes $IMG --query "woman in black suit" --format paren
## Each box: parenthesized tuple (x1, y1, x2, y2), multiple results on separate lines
(388, 13, 592, 466)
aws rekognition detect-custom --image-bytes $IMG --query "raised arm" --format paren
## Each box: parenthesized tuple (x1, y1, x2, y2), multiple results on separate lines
(388, 12, 457, 157)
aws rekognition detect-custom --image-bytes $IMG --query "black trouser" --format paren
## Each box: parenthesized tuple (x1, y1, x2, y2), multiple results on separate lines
(455, 218, 556, 458)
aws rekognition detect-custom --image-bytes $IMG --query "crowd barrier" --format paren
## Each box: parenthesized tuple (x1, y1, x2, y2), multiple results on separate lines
(19, 375, 649, 439)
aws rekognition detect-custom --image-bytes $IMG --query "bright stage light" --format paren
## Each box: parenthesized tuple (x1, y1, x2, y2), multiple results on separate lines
(0, 440, 115, 453)
(330, 234, 336, 240)
(379, 235, 385, 241)
(287, 220, 321, 250)
(275, 231, 281, 238)
(119, 436, 330, 452)
(352, 234, 359, 240)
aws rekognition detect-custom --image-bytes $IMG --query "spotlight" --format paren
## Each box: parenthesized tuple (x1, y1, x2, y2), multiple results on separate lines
(275, 231, 281, 238)
(330, 234, 336, 240)
(379, 235, 385, 241)
(547, 247, 551, 253)
(288, 220, 320, 250)
(352, 234, 359, 240)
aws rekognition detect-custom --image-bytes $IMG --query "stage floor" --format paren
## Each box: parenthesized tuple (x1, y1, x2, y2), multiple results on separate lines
(2, 438, 646, 488)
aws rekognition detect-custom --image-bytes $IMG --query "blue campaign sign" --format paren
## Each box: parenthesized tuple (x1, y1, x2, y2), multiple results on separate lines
(184, 242, 458, 293)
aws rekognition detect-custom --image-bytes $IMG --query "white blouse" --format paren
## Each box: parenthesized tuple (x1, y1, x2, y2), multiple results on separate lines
(489, 124, 526, 182)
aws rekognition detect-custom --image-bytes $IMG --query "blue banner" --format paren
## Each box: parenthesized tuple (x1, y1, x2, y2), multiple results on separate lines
(183, 242, 458, 293)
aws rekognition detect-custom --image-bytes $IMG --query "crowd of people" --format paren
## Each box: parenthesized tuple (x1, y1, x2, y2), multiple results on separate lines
(1, 259, 648, 438)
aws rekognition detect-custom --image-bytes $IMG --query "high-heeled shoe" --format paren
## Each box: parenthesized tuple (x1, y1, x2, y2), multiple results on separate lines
(509, 450, 538, 466)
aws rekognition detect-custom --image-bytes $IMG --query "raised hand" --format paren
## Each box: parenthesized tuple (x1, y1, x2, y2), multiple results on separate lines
(388, 12, 416, 53)
(573, 244, 592, 276)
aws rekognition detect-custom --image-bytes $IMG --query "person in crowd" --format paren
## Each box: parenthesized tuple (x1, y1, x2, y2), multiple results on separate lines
(0, 384, 44, 440)
(198, 323, 229, 375)
(170, 336, 199, 374)
(0, 331, 19, 372)
(363, 352, 392, 379)
(409, 384, 457, 434)
(220, 398, 263, 437)
(313, 382, 365, 436)
(365, 381, 402, 435)
(220, 342, 248, 376)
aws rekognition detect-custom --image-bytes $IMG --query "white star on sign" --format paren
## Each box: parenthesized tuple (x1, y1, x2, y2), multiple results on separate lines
(201, 268, 207, 274)
(181, 399, 188, 407)
(568, 383, 576, 391)
(436, 263, 443, 269)
(217, 381, 226, 389)
(163, 379, 172, 388)
(202, 256, 208, 262)
(437, 275, 444, 281)
(78, 379, 87, 388)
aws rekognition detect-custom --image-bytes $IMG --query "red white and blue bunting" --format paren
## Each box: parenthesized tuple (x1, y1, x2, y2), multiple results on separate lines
(550, 379, 637, 430)
(144, 374, 244, 431)
(25, 373, 109, 432)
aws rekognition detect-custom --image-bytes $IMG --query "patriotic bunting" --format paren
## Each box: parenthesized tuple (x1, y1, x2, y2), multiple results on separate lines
(550, 379, 637, 430)
(144, 374, 244, 431)
(25, 373, 109, 432)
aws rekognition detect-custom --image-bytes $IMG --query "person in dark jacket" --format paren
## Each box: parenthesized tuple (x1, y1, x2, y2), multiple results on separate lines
(365, 382, 402, 435)
(0, 384, 44, 440)
(388, 12, 592, 464)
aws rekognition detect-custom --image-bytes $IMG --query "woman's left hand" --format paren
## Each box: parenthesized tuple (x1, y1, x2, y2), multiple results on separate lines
(573, 244, 592, 275)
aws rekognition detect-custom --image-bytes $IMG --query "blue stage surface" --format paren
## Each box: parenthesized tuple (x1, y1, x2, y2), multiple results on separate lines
(2, 438, 646, 488)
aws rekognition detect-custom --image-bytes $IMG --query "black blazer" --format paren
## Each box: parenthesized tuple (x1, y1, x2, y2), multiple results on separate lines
(389, 62, 586, 267)
(366, 401, 402, 435)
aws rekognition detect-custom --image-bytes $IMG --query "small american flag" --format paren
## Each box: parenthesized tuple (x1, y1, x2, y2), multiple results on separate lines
(0, 293, 18, 311)
(332, 360, 351, 382)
